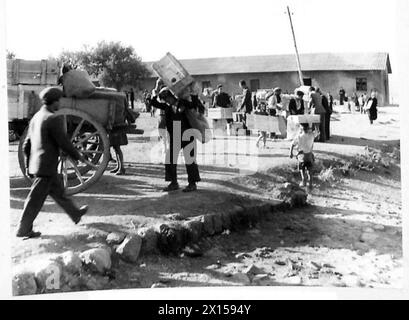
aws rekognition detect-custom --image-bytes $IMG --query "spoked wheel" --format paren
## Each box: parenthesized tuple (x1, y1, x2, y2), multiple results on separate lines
(18, 109, 110, 195)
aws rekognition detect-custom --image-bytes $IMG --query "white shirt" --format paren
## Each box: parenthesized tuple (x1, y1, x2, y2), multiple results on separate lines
(292, 130, 317, 153)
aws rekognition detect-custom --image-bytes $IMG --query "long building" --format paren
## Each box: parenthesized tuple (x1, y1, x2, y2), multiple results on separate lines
(142, 52, 392, 106)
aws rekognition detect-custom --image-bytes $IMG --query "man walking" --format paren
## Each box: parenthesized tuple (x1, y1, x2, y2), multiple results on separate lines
(16, 87, 88, 239)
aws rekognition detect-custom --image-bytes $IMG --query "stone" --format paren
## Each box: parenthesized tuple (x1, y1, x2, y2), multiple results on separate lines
(12, 271, 37, 296)
(202, 214, 215, 236)
(363, 227, 375, 233)
(157, 223, 188, 255)
(373, 224, 386, 231)
(243, 264, 264, 276)
(137, 227, 158, 254)
(275, 260, 287, 266)
(290, 190, 308, 207)
(55, 251, 82, 274)
(182, 244, 203, 258)
(116, 235, 142, 263)
(33, 259, 64, 293)
(230, 273, 251, 285)
(106, 232, 126, 245)
(80, 248, 112, 274)
(213, 214, 223, 234)
(183, 220, 203, 243)
(360, 232, 378, 243)
(151, 283, 168, 288)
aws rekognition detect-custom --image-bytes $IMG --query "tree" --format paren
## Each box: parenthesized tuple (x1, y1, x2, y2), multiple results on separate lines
(57, 42, 149, 91)
(91, 41, 149, 91)
(6, 50, 16, 59)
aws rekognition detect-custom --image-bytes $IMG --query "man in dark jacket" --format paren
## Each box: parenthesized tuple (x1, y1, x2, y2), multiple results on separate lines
(237, 80, 252, 134)
(288, 90, 305, 115)
(212, 84, 231, 108)
(149, 81, 201, 193)
(16, 87, 88, 238)
(309, 87, 327, 142)
(317, 88, 331, 140)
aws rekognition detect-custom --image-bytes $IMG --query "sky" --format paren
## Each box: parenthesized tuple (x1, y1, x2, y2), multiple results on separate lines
(3, 0, 399, 99)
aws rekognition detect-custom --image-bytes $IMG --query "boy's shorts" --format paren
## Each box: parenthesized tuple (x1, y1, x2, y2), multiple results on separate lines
(297, 152, 314, 170)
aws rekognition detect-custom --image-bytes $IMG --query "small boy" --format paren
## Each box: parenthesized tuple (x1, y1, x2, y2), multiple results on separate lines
(289, 123, 319, 189)
(254, 103, 269, 148)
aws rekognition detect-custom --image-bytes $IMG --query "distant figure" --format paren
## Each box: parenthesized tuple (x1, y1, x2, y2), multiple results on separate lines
(129, 88, 135, 109)
(237, 80, 253, 135)
(265, 87, 282, 116)
(212, 84, 232, 108)
(289, 123, 319, 190)
(358, 94, 365, 113)
(27, 91, 41, 119)
(326, 92, 334, 140)
(309, 87, 327, 142)
(288, 90, 305, 115)
(254, 103, 269, 148)
(365, 91, 378, 125)
(353, 92, 359, 111)
(339, 87, 346, 106)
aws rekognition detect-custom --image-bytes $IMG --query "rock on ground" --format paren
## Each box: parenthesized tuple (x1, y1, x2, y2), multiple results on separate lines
(116, 235, 142, 263)
(12, 271, 37, 296)
(33, 259, 63, 292)
(106, 232, 126, 245)
(137, 227, 158, 254)
(55, 251, 82, 274)
(80, 248, 112, 274)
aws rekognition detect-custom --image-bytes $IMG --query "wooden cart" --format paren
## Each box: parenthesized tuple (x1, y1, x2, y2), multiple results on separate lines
(17, 90, 134, 195)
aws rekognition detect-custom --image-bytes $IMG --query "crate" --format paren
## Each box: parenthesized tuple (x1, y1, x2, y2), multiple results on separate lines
(152, 52, 195, 96)
(207, 107, 233, 119)
(246, 114, 281, 133)
(290, 114, 321, 124)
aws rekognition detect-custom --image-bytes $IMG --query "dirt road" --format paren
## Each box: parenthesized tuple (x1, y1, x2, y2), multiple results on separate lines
(9, 106, 402, 290)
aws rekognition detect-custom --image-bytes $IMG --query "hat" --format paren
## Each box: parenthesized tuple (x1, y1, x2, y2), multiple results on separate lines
(39, 87, 63, 105)
(217, 84, 223, 89)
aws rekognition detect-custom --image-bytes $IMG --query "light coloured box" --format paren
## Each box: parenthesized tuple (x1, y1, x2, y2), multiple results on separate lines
(289, 114, 321, 124)
(246, 114, 281, 133)
(152, 52, 194, 96)
(207, 107, 233, 119)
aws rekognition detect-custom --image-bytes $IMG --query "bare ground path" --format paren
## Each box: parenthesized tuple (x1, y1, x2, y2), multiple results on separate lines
(8, 106, 402, 289)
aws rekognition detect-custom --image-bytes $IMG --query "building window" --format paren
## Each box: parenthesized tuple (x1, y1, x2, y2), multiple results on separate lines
(303, 78, 312, 86)
(202, 81, 211, 91)
(356, 78, 367, 91)
(250, 79, 260, 93)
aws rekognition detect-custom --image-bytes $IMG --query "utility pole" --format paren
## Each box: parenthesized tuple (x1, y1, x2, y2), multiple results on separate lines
(287, 6, 304, 86)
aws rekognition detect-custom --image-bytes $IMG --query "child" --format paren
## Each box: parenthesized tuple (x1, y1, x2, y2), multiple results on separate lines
(289, 123, 319, 189)
(254, 103, 268, 148)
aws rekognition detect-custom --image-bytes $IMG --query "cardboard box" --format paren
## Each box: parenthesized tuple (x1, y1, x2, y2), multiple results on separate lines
(289, 114, 321, 124)
(152, 52, 194, 95)
(207, 107, 233, 119)
(246, 114, 281, 133)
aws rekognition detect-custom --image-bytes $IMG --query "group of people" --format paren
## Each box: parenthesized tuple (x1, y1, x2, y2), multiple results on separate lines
(339, 88, 379, 123)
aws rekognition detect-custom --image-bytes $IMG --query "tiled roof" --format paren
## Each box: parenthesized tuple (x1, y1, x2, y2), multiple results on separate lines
(145, 52, 391, 77)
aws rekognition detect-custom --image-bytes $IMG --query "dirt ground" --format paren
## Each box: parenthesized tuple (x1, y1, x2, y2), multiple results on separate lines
(8, 105, 402, 289)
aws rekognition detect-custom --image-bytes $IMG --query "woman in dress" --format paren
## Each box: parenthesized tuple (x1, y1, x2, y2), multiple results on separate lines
(365, 91, 378, 125)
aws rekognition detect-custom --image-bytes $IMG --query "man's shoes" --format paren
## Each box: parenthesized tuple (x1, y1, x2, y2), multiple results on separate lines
(73, 205, 89, 224)
(163, 182, 179, 192)
(16, 230, 42, 239)
(183, 183, 197, 193)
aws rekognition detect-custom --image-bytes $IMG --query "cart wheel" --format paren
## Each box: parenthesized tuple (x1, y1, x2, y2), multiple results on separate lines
(18, 109, 110, 195)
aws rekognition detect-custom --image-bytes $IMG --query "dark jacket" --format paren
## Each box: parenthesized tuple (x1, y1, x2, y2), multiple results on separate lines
(321, 94, 331, 114)
(23, 106, 82, 177)
(237, 87, 252, 113)
(309, 92, 326, 114)
(212, 92, 231, 108)
(288, 98, 305, 115)
(150, 96, 197, 137)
